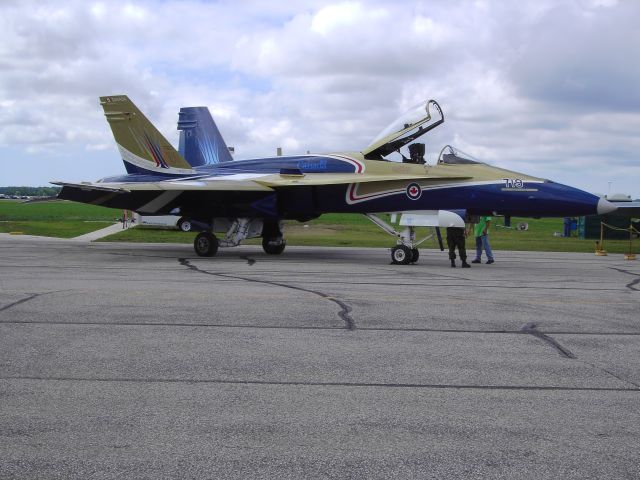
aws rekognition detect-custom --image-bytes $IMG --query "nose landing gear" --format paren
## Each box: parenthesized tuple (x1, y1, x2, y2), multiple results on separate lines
(366, 213, 443, 265)
(390, 245, 420, 265)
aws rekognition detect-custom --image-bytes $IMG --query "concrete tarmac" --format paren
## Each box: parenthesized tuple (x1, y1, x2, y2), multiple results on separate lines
(1, 236, 639, 479)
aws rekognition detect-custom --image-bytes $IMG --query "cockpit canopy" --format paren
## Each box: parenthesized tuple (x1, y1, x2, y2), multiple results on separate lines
(362, 99, 444, 160)
(437, 145, 482, 165)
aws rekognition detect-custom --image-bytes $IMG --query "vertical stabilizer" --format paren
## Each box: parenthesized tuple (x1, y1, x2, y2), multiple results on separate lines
(100, 95, 194, 175)
(178, 106, 233, 166)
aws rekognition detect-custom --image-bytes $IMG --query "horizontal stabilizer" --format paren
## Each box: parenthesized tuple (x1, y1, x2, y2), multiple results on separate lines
(51, 181, 130, 193)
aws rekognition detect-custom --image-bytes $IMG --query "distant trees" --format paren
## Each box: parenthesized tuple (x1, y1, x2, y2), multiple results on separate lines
(0, 186, 61, 197)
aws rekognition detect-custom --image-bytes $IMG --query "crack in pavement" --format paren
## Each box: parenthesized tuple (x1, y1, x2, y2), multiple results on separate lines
(609, 267, 640, 291)
(520, 323, 640, 389)
(0, 290, 70, 316)
(521, 322, 576, 359)
(178, 258, 355, 330)
(595, 365, 640, 389)
(0, 293, 46, 313)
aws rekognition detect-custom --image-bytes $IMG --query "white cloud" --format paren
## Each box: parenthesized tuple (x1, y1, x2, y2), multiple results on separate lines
(0, 0, 638, 198)
(308, 1, 391, 39)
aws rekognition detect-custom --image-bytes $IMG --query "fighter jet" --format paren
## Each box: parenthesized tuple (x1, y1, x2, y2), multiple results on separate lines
(54, 96, 616, 264)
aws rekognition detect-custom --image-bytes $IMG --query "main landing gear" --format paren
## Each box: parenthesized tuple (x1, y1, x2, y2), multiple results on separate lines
(262, 237, 286, 255)
(261, 220, 286, 255)
(366, 214, 437, 265)
(192, 218, 286, 257)
(194, 231, 219, 257)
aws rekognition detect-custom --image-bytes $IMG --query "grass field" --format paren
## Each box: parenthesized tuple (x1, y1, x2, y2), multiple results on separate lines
(0, 200, 121, 238)
(1, 199, 637, 253)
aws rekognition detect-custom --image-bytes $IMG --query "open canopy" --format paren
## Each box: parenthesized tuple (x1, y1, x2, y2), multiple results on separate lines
(362, 99, 444, 160)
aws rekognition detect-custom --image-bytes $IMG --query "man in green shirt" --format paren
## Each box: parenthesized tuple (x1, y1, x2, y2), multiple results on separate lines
(472, 216, 495, 264)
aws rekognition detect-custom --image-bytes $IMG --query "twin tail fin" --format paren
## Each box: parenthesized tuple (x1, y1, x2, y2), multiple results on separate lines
(178, 106, 233, 166)
(100, 95, 194, 175)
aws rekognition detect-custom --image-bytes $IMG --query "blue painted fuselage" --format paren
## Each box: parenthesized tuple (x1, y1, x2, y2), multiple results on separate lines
(95, 153, 603, 221)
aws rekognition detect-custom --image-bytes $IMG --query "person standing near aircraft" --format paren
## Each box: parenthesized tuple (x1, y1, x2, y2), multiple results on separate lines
(446, 225, 470, 268)
(472, 216, 494, 264)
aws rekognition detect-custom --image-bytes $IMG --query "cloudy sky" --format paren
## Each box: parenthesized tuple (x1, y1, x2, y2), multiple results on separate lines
(1, 0, 638, 197)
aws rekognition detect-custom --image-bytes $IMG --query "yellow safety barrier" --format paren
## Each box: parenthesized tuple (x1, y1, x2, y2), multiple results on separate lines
(597, 221, 638, 260)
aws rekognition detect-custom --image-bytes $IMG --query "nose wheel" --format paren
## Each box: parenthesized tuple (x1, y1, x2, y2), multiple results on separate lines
(391, 245, 419, 265)
(365, 213, 445, 265)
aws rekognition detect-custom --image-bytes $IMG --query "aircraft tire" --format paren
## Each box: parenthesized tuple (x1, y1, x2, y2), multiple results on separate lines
(177, 217, 192, 232)
(411, 248, 419, 263)
(391, 245, 412, 265)
(262, 237, 286, 255)
(194, 232, 218, 257)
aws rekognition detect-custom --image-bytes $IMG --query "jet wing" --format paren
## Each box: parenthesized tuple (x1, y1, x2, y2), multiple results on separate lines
(54, 171, 471, 194)
(54, 170, 474, 215)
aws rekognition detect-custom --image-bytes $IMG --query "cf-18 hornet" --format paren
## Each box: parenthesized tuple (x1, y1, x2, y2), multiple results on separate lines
(54, 96, 616, 264)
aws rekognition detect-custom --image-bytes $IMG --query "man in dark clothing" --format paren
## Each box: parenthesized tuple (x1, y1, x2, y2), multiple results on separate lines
(446, 226, 471, 268)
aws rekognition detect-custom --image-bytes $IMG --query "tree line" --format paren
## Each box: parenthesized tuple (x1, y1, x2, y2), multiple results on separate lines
(0, 186, 61, 197)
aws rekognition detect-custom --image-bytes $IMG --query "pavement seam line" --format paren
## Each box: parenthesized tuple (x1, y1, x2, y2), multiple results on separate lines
(2, 320, 639, 337)
(1, 376, 638, 392)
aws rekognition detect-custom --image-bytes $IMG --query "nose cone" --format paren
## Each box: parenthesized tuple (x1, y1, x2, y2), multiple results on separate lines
(597, 198, 618, 215)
